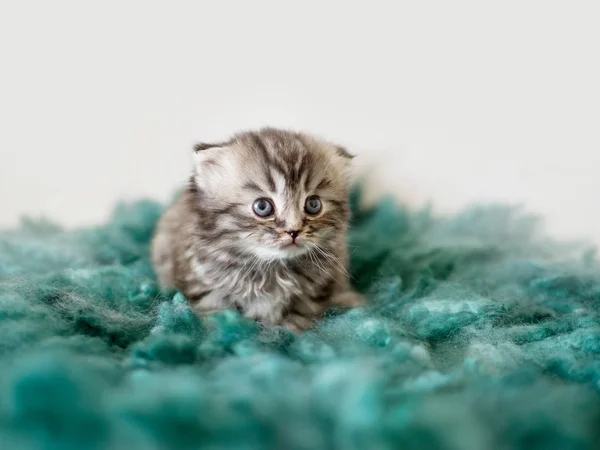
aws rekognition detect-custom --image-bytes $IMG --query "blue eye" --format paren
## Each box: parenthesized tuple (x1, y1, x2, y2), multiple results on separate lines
(252, 198, 274, 217)
(304, 196, 322, 215)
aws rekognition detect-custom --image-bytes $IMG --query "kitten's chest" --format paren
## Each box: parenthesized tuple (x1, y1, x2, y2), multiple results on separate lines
(191, 253, 330, 320)
(234, 265, 327, 323)
(232, 265, 307, 301)
(200, 257, 322, 301)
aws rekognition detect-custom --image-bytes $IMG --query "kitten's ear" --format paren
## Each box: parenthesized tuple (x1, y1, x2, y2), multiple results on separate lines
(192, 143, 238, 194)
(194, 142, 221, 152)
(335, 145, 355, 160)
(192, 142, 228, 168)
(330, 144, 355, 180)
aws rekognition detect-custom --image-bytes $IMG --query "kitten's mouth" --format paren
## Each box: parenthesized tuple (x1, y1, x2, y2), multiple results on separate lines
(277, 240, 307, 257)
(280, 242, 301, 251)
(278, 237, 303, 249)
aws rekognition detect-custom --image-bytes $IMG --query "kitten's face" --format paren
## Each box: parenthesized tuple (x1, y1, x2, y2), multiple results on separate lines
(192, 129, 352, 260)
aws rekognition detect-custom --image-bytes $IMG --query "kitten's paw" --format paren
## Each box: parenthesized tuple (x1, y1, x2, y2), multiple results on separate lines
(281, 313, 315, 334)
(330, 290, 366, 308)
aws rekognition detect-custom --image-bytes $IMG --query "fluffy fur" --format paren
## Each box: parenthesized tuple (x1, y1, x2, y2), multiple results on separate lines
(1, 189, 600, 449)
(152, 128, 363, 331)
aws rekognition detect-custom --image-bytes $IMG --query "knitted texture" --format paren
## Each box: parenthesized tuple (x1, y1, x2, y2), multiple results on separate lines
(1, 189, 599, 450)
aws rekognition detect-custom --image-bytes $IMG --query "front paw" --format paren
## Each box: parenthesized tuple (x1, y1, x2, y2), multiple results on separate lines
(281, 313, 315, 334)
(330, 290, 366, 308)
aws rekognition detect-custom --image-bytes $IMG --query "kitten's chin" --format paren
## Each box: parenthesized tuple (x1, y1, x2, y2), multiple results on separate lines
(252, 245, 308, 260)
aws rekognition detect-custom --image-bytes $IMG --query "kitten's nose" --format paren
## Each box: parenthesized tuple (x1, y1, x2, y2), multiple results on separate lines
(286, 230, 300, 241)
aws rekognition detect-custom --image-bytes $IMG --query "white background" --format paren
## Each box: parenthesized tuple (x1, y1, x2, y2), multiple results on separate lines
(1, 1, 599, 244)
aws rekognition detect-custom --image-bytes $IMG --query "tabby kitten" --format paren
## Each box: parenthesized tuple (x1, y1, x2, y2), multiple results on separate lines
(151, 128, 364, 332)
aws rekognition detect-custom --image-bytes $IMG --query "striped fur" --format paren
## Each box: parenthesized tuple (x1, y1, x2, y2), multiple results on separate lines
(151, 128, 364, 332)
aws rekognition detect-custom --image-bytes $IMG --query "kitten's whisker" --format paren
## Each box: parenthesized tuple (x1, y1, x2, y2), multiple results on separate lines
(313, 244, 353, 280)
(316, 249, 345, 276)
(324, 250, 353, 279)
(308, 248, 330, 279)
(311, 248, 334, 280)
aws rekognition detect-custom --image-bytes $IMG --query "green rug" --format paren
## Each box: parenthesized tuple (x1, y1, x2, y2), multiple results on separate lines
(1, 189, 599, 450)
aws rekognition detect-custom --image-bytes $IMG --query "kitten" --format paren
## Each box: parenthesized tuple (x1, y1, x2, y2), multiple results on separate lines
(151, 128, 364, 332)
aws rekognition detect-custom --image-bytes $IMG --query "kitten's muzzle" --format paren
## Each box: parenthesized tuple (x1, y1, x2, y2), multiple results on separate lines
(286, 230, 300, 242)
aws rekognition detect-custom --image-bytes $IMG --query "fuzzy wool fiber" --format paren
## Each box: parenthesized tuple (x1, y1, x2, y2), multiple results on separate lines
(1, 189, 599, 450)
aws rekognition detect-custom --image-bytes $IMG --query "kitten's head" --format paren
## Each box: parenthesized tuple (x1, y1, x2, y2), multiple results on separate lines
(191, 128, 353, 260)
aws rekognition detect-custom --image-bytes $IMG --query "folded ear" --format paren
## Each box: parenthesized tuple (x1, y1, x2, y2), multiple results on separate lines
(194, 142, 221, 152)
(335, 145, 355, 160)
(192, 143, 238, 194)
(193, 143, 225, 168)
(328, 144, 355, 181)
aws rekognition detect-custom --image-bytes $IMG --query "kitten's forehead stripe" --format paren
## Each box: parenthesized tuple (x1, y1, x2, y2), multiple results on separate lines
(303, 171, 312, 194)
(245, 129, 317, 194)
(244, 181, 263, 192)
(316, 179, 332, 191)
(265, 171, 277, 193)
(244, 133, 278, 192)
(247, 132, 288, 176)
(297, 153, 312, 183)
(289, 152, 313, 192)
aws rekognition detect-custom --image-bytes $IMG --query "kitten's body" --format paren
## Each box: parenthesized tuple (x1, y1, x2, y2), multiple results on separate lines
(151, 128, 363, 331)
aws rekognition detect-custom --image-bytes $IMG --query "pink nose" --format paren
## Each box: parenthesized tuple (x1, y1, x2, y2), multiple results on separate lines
(286, 230, 299, 240)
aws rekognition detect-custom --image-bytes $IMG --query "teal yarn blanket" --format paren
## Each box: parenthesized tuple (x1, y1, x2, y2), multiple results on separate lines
(1, 189, 599, 450)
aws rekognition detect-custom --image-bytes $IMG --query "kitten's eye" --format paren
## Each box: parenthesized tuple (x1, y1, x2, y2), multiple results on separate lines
(304, 196, 322, 215)
(252, 198, 274, 217)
